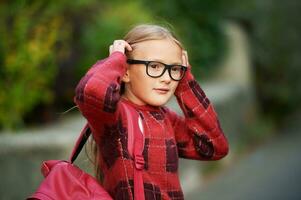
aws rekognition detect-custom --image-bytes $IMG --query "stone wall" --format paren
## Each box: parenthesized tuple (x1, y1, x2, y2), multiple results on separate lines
(0, 116, 86, 199)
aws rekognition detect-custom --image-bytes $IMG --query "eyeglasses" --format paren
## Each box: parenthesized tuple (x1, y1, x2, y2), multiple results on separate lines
(127, 59, 187, 81)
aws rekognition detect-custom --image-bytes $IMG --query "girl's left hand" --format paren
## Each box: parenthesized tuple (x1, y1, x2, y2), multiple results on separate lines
(182, 50, 190, 68)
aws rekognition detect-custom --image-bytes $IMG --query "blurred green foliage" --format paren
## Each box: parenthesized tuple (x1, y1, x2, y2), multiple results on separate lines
(1, 0, 299, 130)
(0, 1, 64, 129)
(0, 0, 110, 129)
(77, 0, 154, 77)
(142, 0, 227, 77)
(1, 0, 226, 130)
(0, 0, 155, 130)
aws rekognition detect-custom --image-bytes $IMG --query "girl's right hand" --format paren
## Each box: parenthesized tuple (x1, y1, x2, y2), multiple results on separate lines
(109, 40, 132, 55)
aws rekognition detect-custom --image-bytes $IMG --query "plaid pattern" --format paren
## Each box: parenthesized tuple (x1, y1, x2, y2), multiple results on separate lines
(74, 52, 229, 200)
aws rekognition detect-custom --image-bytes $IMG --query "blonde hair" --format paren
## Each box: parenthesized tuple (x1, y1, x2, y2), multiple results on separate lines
(123, 24, 184, 58)
(91, 23, 184, 182)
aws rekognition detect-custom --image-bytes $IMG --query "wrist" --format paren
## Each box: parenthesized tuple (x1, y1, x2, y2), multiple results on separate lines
(175, 69, 194, 94)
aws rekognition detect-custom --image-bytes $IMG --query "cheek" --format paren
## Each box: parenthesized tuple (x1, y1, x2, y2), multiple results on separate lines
(129, 68, 153, 89)
(131, 68, 145, 82)
(171, 82, 179, 92)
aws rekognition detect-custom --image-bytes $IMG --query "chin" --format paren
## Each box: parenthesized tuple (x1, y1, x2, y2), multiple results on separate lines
(149, 102, 165, 107)
(147, 97, 170, 107)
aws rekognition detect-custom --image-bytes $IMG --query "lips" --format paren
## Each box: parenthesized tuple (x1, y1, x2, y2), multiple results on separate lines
(154, 88, 170, 94)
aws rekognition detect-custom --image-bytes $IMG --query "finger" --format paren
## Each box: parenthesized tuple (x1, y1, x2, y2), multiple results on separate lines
(182, 54, 185, 66)
(185, 52, 189, 66)
(182, 51, 187, 66)
(113, 40, 124, 46)
(183, 50, 190, 67)
(109, 45, 113, 54)
(124, 42, 132, 51)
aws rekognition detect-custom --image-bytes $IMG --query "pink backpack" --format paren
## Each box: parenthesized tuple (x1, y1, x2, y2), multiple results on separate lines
(27, 103, 145, 200)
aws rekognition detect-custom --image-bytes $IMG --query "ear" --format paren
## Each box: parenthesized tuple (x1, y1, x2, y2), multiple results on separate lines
(122, 69, 130, 83)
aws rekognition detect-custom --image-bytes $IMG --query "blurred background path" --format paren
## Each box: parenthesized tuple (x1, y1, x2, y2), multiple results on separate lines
(186, 112, 301, 200)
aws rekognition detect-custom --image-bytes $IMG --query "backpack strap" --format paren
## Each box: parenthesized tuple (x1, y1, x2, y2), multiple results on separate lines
(68, 103, 145, 200)
(122, 103, 145, 200)
(68, 103, 132, 163)
(69, 123, 91, 163)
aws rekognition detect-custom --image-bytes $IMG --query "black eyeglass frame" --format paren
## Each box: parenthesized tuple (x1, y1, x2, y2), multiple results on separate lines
(127, 59, 187, 81)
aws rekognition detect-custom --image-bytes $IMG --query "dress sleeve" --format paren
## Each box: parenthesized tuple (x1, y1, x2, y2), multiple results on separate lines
(169, 68, 229, 161)
(74, 52, 127, 144)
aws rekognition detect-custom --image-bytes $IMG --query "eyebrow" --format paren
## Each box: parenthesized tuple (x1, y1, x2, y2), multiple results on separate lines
(151, 59, 182, 65)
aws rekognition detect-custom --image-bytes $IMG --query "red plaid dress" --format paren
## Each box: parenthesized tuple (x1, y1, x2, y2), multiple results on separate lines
(74, 52, 229, 200)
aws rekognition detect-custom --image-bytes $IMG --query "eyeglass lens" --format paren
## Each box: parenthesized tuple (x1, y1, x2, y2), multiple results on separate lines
(147, 61, 184, 80)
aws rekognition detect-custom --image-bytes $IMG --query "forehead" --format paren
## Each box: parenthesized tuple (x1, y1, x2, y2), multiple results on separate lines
(131, 39, 182, 64)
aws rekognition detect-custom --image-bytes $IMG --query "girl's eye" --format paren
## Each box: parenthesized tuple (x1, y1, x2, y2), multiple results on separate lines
(149, 62, 162, 70)
(171, 66, 182, 72)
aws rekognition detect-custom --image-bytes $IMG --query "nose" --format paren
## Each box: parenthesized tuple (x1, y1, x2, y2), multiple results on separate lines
(160, 68, 171, 83)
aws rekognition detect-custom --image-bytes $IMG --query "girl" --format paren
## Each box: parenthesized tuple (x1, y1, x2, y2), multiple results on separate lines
(74, 24, 229, 200)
